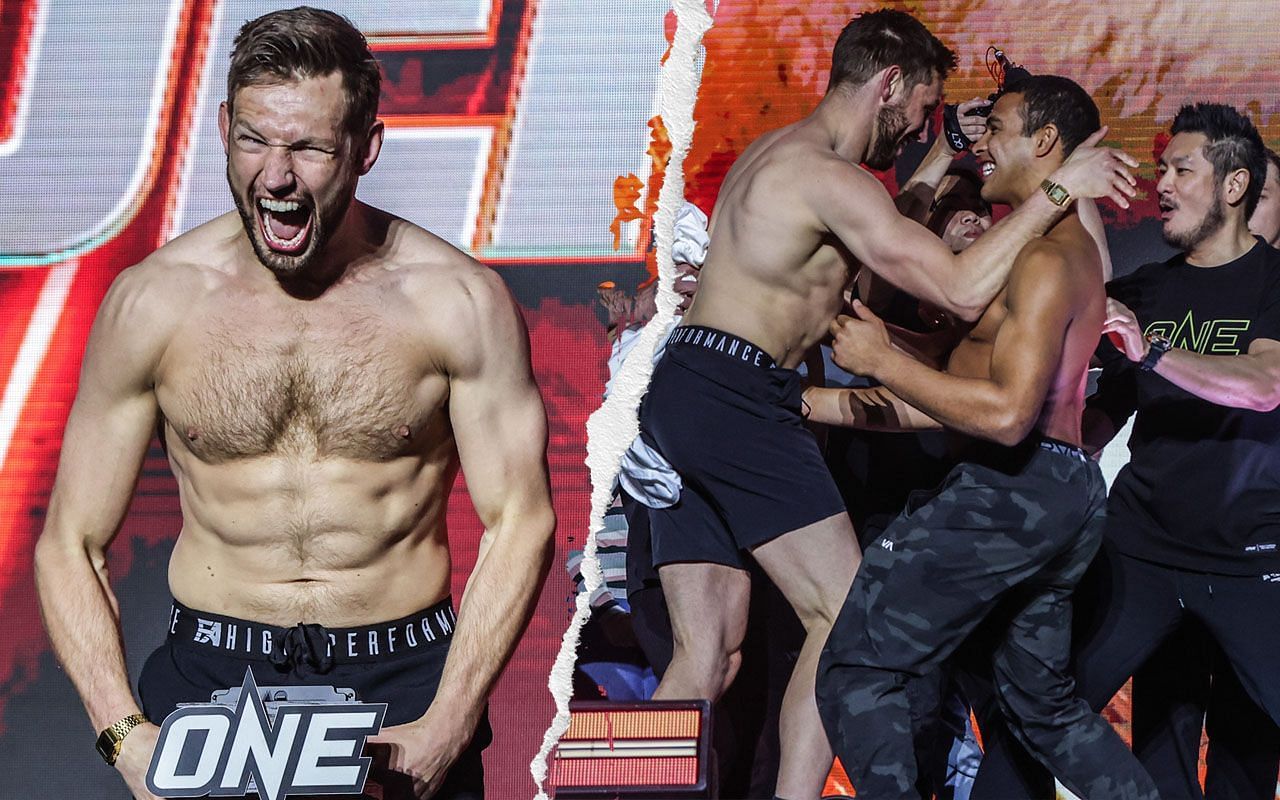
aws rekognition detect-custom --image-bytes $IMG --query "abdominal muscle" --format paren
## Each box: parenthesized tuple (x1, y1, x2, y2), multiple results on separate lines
(166, 449, 455, 627)
(684, 253, 848, 369)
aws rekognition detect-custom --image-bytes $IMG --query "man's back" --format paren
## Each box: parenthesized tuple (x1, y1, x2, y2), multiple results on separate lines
(685, 124, 854, 368)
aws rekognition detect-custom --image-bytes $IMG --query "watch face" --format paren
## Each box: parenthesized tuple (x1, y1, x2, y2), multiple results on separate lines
(94, 734, 117, 763)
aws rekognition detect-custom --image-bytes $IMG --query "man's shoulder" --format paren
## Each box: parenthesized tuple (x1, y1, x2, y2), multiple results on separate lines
(385, 219, 497, 287)
(380, 217, 516, 330)
(1246, 240, 1280, 278)
(746, 125, 873, 188)
(1012, 235, 1079, 279)
(104, 219, 234, 323)
(1104, 255, 1177, 301)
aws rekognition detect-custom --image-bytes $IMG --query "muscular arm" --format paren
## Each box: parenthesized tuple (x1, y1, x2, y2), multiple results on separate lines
(846, 246, 1080, 446)
(803, 384, 941, 431)
(419, 266, 556, 744)
(1104, 296, 1280, 411)
(33, 266, 170, 792)
(894, 134, 959, 223)
(1149, 339, 1280, 411)
(814, 130, 1133, 321)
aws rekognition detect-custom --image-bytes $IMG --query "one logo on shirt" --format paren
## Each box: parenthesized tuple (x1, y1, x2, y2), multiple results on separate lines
(1144, 313, 1249, 355)
(146, 669, 385, 800)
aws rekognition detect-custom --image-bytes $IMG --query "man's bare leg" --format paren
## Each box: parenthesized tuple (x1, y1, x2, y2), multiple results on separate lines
(653, 562, 752, 702)
(751, 512, 862, 799)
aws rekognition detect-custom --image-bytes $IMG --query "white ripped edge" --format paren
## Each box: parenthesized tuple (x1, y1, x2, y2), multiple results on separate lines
(529, 1, 714, 796)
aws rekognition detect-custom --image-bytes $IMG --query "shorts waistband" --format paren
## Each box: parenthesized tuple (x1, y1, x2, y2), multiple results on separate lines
(166, 597, 456, 665)
(1038, 437, 1088, 463)
(955, 434, 1090, 470)
(665, 325, 777, 369)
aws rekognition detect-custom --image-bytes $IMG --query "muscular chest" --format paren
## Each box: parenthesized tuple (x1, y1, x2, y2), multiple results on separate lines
(946, 293, 1008, 379)
(159, 303, 447, 462)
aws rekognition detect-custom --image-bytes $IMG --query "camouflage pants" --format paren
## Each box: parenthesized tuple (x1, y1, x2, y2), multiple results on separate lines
(816, 440, 1159, 800)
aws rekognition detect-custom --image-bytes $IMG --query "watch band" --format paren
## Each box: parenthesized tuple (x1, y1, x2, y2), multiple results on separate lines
(1040, 178, 1071, 207)
(1140, 333, 1172, 372)
(95, 713, 148, 766)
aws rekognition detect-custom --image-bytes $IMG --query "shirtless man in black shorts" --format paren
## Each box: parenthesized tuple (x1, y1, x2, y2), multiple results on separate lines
(635, 10, 1136, 797)
(33, 9, 554, 799)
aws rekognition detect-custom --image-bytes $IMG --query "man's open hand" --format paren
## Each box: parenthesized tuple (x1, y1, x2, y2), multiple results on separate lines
(1050, 126, 1140, 209)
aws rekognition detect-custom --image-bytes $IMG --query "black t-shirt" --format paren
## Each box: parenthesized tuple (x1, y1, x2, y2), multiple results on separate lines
(1089, 241, 1280, 575)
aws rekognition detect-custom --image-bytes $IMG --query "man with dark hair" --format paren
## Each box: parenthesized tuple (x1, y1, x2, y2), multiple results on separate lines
(33, 8, 554, 799)
(635, 6, 1135, 794)
(808, 75, 1159, 800)
(827, 8, 959, 97)
(1248, 148, 1280, 245)
(975, 101, 1280, 799)
(1119, 144, 1280, 800)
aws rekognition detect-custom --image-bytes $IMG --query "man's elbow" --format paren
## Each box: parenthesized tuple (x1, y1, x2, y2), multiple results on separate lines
(935, 285, 987, 322)
(984, 406, 1037, 448)
(1249, 390, 1280, 413)
(950, 302, 986, 324)
(528, 508, 556, 575)
(32, 532, 79, 598)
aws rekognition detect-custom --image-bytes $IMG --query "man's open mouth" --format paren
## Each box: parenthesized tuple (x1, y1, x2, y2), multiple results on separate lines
(979, 161, 996, 179)
(257, 197, 313, 254)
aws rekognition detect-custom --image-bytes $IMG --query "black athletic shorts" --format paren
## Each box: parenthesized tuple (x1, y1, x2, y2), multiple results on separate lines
(637, 325, 847, 569)
(138, 597, 491, 799)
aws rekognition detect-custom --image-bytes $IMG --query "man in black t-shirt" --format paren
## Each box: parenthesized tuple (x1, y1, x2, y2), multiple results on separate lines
(974, 103, 1280, 799)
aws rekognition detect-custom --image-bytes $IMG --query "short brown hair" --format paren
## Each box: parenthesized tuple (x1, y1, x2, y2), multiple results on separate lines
(227, 6, 381, 136)
(828, 9, 955, 95)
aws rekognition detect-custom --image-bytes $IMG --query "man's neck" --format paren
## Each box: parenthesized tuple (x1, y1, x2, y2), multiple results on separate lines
(1005, 166, 1058, 211)
(1186, 219, 1256, 267)
(811, 89, 876, 164)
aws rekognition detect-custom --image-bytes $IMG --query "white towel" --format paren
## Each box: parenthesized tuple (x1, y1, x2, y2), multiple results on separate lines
(672, 201, 710, 267)
(618, 433, 682, 509)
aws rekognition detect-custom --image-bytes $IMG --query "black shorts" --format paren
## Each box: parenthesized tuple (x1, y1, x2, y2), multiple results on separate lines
(138, 597, 491, 799)
(638, 325, 847, 569)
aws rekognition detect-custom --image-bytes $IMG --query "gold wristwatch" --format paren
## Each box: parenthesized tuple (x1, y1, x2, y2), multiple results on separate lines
(95, 713, 147, 766)
(1040, 178, 1071, 207)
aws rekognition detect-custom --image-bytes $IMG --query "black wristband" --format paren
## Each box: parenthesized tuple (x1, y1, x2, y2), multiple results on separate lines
(942, 104, 970, 153)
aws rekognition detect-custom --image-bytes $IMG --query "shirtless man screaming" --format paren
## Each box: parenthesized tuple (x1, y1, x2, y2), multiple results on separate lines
(34, 8, 554, 799)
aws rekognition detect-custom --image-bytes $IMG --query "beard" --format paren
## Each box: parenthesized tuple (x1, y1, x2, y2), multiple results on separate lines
(865, 101, 910, 171)
(228, 165, 353, 277)
(1162, 188, 1226, 252)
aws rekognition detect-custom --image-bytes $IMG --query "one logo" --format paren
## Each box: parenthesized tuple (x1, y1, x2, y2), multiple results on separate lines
(145, 669, 386, 799)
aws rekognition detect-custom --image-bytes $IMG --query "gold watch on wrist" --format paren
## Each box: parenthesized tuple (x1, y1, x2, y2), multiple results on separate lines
(95, 713, 148, 766)
(1040, 178, 1072, 207)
